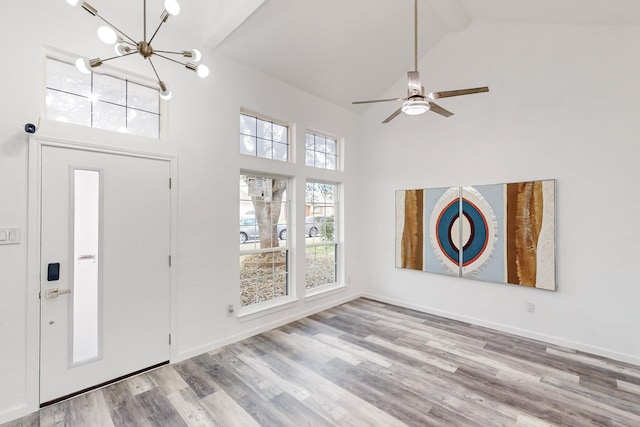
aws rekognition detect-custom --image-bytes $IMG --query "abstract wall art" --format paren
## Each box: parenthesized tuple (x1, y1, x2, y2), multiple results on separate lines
(395, 179, 556, 291)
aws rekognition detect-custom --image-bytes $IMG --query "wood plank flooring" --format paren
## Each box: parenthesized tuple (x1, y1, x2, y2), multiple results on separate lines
(4, 298, 640, 426)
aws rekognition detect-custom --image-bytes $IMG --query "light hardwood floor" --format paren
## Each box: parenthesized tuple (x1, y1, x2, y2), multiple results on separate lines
(4, 298, 640, 426)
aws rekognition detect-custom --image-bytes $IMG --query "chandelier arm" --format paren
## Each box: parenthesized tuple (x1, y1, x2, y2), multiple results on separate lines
(154, 53, 189, 67)
(154, 50, 187, 55)
(100, 52, 137, 64)
(148, 58, 163, 82)
(95, 15, 137, 45)
(148, 19, 166, 45)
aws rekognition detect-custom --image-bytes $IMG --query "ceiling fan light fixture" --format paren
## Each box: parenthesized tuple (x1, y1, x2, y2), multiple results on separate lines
(401, 99, 430, 116)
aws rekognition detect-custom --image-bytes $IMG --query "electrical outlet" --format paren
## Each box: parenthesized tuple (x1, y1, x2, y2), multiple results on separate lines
(527, 303, 535, 313)
(227, 304, 235, 316)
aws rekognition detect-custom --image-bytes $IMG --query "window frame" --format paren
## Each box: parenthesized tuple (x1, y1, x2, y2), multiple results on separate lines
(304, 180, 340, 293)
(237, 109, 346, 317)
(239, 111, 291, 162)
(43, 50, 166, 140)
(238, 172, 293, 310)
(305, 130, 340, 171)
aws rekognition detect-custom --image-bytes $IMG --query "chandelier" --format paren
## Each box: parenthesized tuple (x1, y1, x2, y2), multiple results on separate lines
(66, 0, 209, 100)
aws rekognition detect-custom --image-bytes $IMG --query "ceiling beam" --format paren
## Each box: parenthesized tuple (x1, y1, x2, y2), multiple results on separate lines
(201, 0, 265, 50)
(429, 0, 471, 33)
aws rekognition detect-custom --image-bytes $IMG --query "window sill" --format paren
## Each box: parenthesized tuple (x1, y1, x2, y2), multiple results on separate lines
(304, 283, 347, 302)
(237, 296, 299, 323)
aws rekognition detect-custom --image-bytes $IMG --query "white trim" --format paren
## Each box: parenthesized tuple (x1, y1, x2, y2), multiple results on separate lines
(177, 292, 362, 362)
(26, 136, 179, 414)
(29, 136, 175, 161)
(0, 404, 29, 425)
(25, 138, 42, 418)
(304, 283, 347, 302)
(169, 156, 180, 362)
(362, 293, 640, 367)
(237, 296, 299, 322)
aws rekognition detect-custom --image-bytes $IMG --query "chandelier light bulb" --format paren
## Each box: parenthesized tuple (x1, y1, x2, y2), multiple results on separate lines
(191, 49, 201, 62)
(97, 26, 118, 44)
(114, 42, 131, 56)
(75, 57, 91, 74)
(66, 0, 79, 6)
(164, 0, 181, 16)
(196, 64, 209, 78)
(159, 81, 173, 100)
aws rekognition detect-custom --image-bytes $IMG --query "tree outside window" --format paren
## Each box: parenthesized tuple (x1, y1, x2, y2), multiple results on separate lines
(239, 175, 289, 307)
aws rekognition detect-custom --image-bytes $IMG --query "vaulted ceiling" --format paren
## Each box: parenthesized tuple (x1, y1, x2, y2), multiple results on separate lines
(204, 0, 640, 113)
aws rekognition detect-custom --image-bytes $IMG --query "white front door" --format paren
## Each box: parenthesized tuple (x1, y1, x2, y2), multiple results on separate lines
(39, 145, 171, 404)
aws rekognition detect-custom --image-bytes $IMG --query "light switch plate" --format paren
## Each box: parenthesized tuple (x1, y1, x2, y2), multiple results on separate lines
(0, 228, 21, 245)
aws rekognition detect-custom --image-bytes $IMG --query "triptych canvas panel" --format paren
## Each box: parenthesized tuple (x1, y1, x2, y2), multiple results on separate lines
(395, 179, 556, 291)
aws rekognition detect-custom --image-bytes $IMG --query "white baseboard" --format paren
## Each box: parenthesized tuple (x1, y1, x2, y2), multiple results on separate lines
(175, 292, 362, 362)
(362, 292, 640, 367)
(0, 404, 28, 425)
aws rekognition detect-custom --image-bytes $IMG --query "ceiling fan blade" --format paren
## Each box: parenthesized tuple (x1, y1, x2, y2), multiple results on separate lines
(428, 102, 454, 118)
(382, 107, 403, 124)
(429, 86, 489, 99)
(352, 97, 403, 105)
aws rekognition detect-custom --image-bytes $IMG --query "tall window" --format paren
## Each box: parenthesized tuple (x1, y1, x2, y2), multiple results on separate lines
(305, 182, 338, 290)
(45, 58, 161, 138)
(240, 113, 289, 161)
(239, 174, 289, 307)
(306, 132, 338, 170)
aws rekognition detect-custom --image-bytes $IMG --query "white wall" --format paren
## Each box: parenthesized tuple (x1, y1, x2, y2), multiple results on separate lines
(360, 22, 640, 364)
(0, 1, 363, 422)
(3, 3, 640, 423)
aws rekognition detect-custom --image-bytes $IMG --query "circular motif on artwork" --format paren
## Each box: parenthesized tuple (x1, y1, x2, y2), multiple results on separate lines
(429, 187, 497, 276)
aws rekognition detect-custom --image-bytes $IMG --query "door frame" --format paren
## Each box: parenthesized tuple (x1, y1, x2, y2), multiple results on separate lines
(26, 136, 178, 412)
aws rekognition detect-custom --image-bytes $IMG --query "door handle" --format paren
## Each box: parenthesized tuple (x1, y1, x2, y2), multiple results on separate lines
(46, 288, 72, 299)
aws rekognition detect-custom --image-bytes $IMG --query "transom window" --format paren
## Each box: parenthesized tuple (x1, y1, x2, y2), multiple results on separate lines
(305, 182, 338, 290)
(239, 174, 290, 307)
(45, 58, 161, 139)
(240, 113, 289, 161)
(306, 132, 338, 170)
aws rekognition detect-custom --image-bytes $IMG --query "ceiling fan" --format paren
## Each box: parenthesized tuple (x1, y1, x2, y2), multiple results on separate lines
(352, 0, 489, 123)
